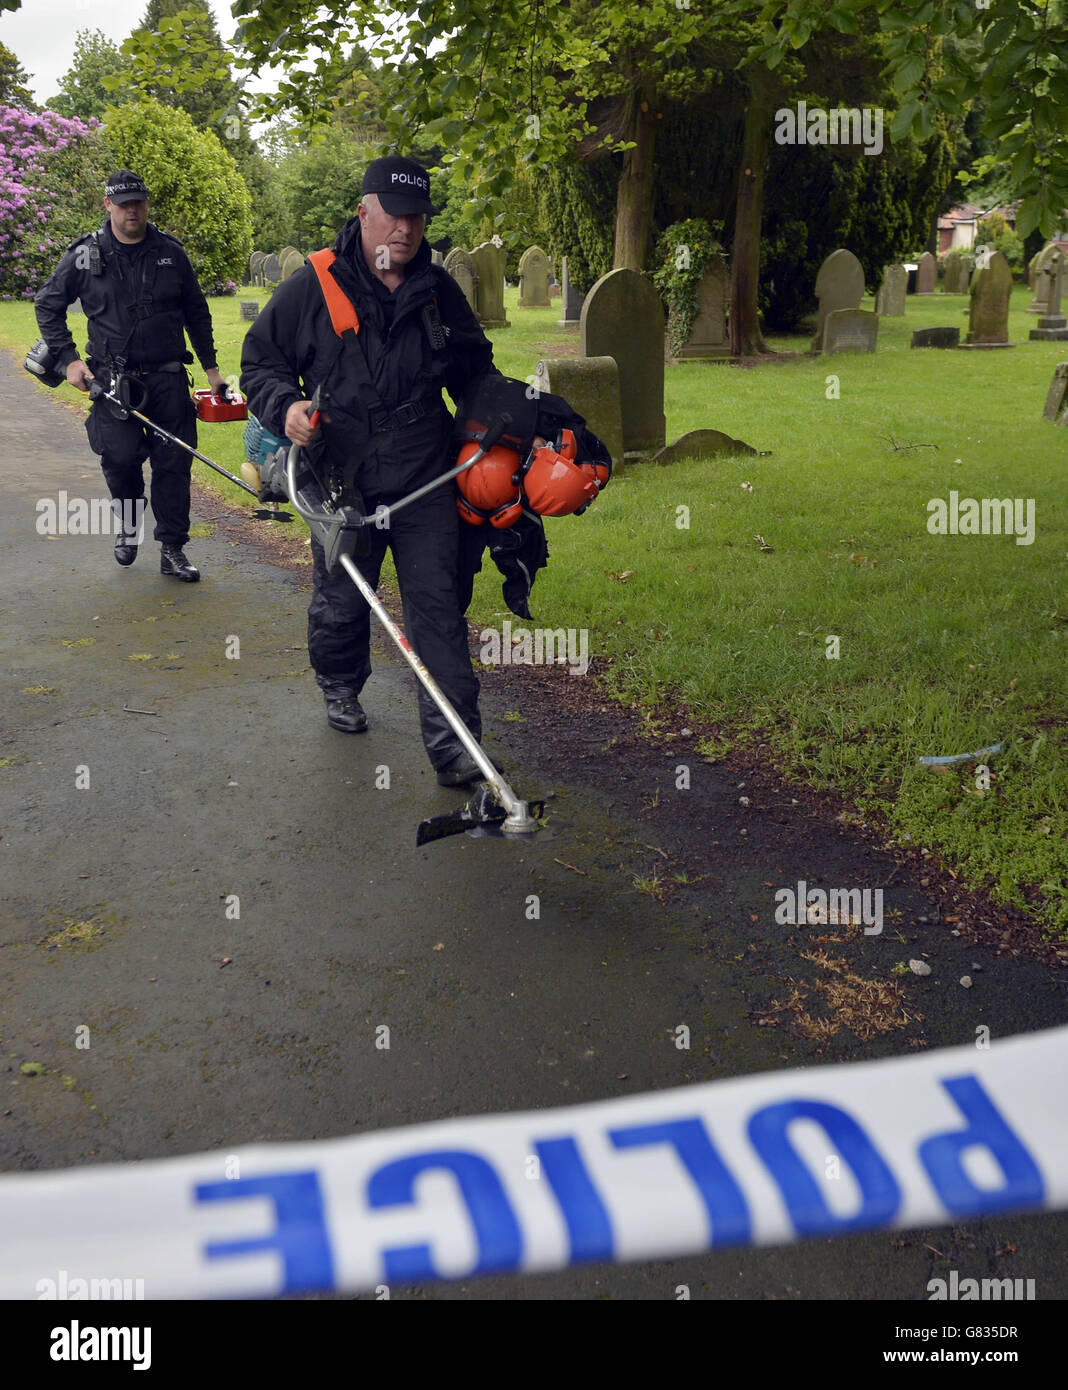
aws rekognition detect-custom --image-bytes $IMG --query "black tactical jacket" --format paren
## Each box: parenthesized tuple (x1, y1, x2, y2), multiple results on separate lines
(240, 217, 498, 501)
(34, 221, 218, 373)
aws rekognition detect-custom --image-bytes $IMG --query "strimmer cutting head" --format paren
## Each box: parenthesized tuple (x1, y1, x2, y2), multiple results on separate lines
(416, 784, 550, 845)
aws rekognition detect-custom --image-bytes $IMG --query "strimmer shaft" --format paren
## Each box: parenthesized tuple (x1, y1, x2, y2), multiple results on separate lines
(335, 552, 537, 833)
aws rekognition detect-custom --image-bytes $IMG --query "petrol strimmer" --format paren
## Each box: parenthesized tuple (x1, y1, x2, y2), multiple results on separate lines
(271, 408, 549, 846)
(84, 376, 294, 523)
(24, 338, 293, 523)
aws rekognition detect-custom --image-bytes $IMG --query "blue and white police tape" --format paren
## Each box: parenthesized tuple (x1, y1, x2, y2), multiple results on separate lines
(3, 1026, 1066, 1299)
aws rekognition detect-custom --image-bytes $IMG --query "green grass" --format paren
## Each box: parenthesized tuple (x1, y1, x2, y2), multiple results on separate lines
(3, 279, 1065, 932)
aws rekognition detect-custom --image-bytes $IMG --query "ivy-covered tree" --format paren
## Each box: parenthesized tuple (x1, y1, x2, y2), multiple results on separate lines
(102, 98, 253, 288)
(47, 30, 131, 122)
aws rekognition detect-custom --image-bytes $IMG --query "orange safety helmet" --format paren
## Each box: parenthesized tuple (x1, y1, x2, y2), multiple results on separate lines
(520, 428, 609, 517)
(455, 432, 524, 529)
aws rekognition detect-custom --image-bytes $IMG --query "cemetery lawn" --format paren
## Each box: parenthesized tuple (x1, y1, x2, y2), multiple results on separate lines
(2, 285, 1065, 936)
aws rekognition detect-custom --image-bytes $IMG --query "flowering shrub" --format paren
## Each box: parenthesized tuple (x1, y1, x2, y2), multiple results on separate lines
(209, 279, 238, 296)
(0, 105, 108, 299)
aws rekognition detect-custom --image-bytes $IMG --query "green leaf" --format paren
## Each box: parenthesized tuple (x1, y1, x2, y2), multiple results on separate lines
(894, 55, 925, 94)
(1015, 195, 1041, 240)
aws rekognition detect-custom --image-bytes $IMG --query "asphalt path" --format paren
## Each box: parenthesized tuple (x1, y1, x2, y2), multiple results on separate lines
(1, 359, 1065, 1302)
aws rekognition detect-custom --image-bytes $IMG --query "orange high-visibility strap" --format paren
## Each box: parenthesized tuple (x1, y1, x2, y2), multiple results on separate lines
(308, 249, 360, 336)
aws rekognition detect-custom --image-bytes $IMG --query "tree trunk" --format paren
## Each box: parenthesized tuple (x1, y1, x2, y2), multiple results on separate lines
(729, 64, 774, 356)
(613, 89, 657, 270)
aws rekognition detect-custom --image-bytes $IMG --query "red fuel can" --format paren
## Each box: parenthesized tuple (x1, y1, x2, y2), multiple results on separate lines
(194, 388, 248, 422)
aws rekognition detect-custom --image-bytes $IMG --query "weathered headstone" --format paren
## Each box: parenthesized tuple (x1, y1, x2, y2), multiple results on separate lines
(517, 245, 551, 307)
(240, 301, 259, 322)
(249, 251, 266, 287)
(915, 251, 937, 295)
(558, 256, 582, 326)
(822, 307, 878, 355)
(261, 253, 281, 285)
(279, 248, 305, 280)
(911, 326, 960, 349)
(652, 429, 761, 464)
(941, 251, 970, 294)
(1042, 361, 1068, 424)
(963, 251, 1013, 347)
(470, 241, 510, 327)
(1029, 252, 1068, 340)
(673, 256, 730, 359)
(430, 249, 444, 266)
(533, 357, 624, 469)
(810, 249, 865, 352)
(278, 245, 300, 265)
(1028, 243, 1059, 313)
(443, 248, 478, 314)
(580, 268, 665, 455)
(874, 264, 906, 316)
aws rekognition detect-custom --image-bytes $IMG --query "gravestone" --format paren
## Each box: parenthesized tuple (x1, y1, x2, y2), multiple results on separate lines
(652, 429, 761, 464)
(822, 308, 878, 355)
(249, 251, 266, 287)
(430, 249, 444, 266)
(261, 253, 281, 285)
(240, 301, 259, 322)
(810, 249, 865, 352)
(470, 241, 510, 327)
(443, 248, 478, 314)
(580, 268, 665, 455)
(874, 263, 906, 316)
(915, 251, 937, 295)
(278, 245, 300, 265)
(558, 256, 582, 326)
(1029, 252, 1068, 340)
(941, 251, 970, 294)
(673, 256, 730, 359)
(963, 251, 1013, 347)
(517, 245, 551, 307)
(533, 357, 624, 469)
(279, 249, 305, 280)
(1042, 362, 1068, 424)
(1028, 243, 1059, 313)
(911, 326, 960, 349)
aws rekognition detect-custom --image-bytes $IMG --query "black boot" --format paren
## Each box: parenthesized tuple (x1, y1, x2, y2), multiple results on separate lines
(114, 529, 138, 566)
(324, 690, 368, 733)
(435, 746, 486, 787)
(160, 545, 200, 582)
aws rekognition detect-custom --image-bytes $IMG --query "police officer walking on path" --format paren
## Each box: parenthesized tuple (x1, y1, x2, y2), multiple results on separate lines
(35, 170, 227, 582)
(241, 156, 498, 787)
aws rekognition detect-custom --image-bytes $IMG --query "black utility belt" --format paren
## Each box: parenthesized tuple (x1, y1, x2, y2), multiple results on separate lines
(123, 361, 184, 376)
(367, 396, 437, 432)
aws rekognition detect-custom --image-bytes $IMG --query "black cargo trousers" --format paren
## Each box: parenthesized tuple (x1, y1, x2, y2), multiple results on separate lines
(307, 434, 481, 773)
(86, 365, 197, 547)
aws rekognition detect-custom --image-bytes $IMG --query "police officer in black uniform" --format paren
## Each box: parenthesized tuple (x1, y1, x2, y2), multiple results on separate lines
(34, 170, 226, 582)
(240, 156, 498, 787)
